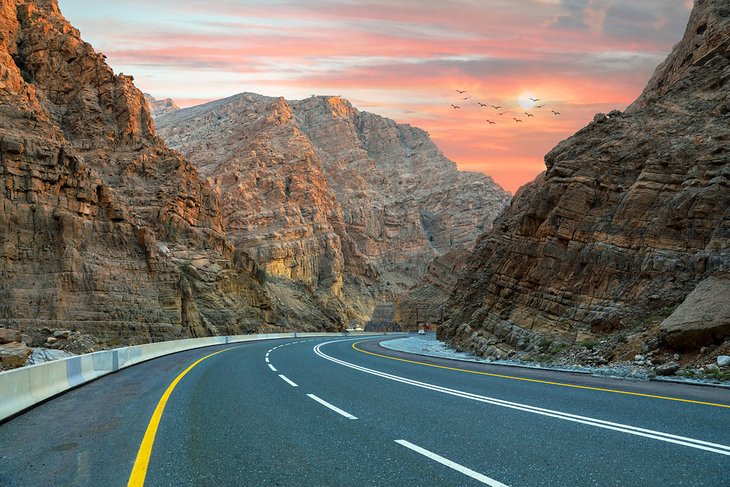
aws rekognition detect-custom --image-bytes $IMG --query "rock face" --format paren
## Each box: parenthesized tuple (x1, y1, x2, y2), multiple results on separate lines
(394, 249, 470, 330)
(287, 96, 510, 288)
(144, 93, 180, 118)
(155, 93, 509, 325)
(0, 0, 273, 349)
(439, 0, 730, 357)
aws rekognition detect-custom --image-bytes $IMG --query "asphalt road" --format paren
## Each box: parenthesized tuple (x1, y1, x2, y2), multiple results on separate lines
(1, 336, 729, 486)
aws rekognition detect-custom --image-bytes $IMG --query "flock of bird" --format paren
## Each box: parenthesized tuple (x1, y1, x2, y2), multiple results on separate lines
(451, 89, 561, 125)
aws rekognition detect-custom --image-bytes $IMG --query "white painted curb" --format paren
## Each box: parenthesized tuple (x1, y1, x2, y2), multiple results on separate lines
(0, 331, 392, 421)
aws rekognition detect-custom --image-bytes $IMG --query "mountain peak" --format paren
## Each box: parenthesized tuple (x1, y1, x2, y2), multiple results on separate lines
(155, 92, 510, 326)
(144, 93, 180, 118)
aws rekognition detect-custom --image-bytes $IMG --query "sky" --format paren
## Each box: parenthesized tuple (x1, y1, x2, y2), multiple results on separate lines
(57, 0, 693, 193)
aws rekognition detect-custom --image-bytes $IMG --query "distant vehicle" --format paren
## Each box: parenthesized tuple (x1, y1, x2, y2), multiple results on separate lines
(418, 329, 425, 335)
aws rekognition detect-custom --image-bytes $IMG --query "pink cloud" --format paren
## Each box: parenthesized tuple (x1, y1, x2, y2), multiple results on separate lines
(58, 0, 692, 193)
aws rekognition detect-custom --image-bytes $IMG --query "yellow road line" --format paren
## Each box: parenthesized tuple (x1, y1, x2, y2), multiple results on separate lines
(352, 341, 730, 409)
(127, 347, 234, 487)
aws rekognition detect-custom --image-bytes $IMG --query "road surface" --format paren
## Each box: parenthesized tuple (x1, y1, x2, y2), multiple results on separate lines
(1, 336, 728, 486)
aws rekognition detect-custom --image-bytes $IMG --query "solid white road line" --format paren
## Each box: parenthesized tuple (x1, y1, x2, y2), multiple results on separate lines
(279, 375, 299, 387)
(268, 363, 277, 372)
(395, 440, 508, 486)
(314, 341, 730, 456)
(307, 394, 357, 419)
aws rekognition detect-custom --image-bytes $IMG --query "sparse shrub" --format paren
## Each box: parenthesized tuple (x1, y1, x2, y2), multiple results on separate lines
(616, 333, 628, 344)
(580, 339, 597, 350)
(706, 368, 730, 382)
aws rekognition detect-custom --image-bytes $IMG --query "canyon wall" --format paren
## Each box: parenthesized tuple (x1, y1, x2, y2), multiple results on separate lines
(439, 0, 729, 358)
(0, 0, 274, 354)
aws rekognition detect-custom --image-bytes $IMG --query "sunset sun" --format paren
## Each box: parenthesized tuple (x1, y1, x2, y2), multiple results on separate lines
(518, 92, 537, 109)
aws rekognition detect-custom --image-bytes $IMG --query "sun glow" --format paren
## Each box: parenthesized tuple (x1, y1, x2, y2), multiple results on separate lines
(518, 92, 537, 109)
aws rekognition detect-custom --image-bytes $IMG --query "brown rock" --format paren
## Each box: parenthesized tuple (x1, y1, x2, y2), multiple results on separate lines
(660, 277, 730, 349)
(0, 342, 32, 368)
(0, 328, 21, 344)
(439, 0, 730, 356)
(655, 362, 680, 376)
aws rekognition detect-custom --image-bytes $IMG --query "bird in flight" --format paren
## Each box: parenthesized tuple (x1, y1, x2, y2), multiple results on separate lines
(451, 104, 461, 109)
(529, 97, 540, 102)
(552, 110, 561, 115)
(536, 104, 545, 108)
(491, 105, 501, 109)
(498, 111, 507, 116)
(525, 112, 534, 117)
(456, 90, 467, 94)
(485, 120, 496, 125)
(478, 102, 489, 107)
(513, 118, 523, 123)
(463, 96, 472, 100)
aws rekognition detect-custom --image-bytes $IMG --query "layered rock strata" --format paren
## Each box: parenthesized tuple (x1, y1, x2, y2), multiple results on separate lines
(0, 0, 274, 348)
(394, 249, 471, 330)
(439, 0, 730, 358)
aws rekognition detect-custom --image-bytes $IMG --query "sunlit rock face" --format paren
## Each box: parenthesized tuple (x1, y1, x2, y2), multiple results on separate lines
(156, 93, 510, 326)
(144, 93, 180, 118)
(0, 0, 274, 347)
(439, 0, 730, 357)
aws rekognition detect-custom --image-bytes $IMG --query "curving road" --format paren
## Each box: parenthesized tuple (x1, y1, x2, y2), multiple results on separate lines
(1, 336, 729, 486)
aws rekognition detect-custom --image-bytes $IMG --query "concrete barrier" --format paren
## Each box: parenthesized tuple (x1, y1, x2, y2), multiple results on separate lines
(0, 331, 391, 421)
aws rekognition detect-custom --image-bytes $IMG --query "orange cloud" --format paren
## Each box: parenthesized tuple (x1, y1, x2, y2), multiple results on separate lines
(57, 0, 692, 193)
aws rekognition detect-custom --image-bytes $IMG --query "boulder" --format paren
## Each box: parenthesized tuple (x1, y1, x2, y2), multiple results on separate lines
(655, 362, 680, 376)
(0, 342, 32, 368)
(660, 277, 730, 349)
(717, 355, 730, 367)
(0, 328, 21, 345)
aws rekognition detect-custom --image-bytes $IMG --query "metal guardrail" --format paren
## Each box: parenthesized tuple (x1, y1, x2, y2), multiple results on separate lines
(0, 331, 393, 421)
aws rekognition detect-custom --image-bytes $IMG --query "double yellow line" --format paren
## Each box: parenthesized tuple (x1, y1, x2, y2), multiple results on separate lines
(352, 341, 730, 409)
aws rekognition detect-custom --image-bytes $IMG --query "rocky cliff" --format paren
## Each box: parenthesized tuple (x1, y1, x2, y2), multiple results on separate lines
(0, 0, 273, 362)
(155, 93, 510, 326)
(439, 0, 729, 364)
